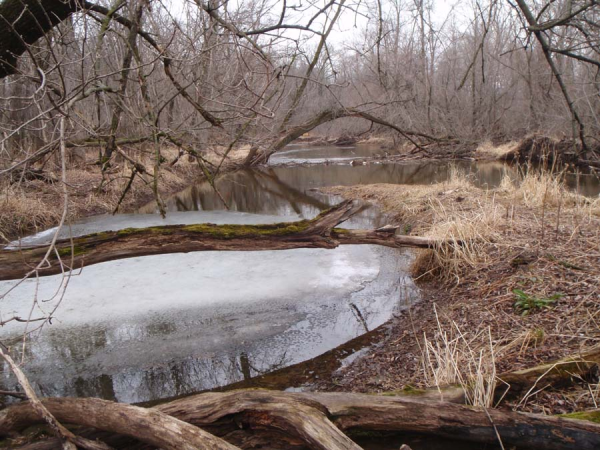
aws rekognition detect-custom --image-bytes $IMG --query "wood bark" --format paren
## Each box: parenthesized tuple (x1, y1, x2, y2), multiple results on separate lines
(0, 200, 446, 281)
(3, 390, 600, 450)
(0, 397, 238, 450)
(499, 345, 600, 395)
(158, 390, 600, 450)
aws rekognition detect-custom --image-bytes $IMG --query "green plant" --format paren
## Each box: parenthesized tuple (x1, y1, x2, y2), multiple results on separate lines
(513, 289, 563, 315)
(531, 327, 545, 345)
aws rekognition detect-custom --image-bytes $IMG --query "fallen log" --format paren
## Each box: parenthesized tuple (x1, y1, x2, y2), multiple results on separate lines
(158, 390, 600, 450)
(0, 201, 446, 281)
(0, 397, 237, 450)
(3, 390, 600, 450)
(499, 345, 600, 396)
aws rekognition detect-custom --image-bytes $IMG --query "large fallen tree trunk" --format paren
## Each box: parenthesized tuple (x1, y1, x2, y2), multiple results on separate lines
(3, 390, 600, 450)
(243, 108, 456, 166)
(0, 201, 445, 281)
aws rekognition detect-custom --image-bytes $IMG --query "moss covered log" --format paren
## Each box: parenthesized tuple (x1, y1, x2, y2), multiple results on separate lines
(0, 201, 443, 281)
(498, 346, 600, 397)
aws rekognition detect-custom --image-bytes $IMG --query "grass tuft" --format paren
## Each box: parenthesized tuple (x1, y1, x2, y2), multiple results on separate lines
(421, 306, 497, 408)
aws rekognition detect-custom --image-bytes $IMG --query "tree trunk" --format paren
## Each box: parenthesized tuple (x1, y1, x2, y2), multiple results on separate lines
(0, 201, 446, 281)
(0, 0, 80, 78)
(0, 397, 238, 449)
(3, 390, 600, 450)
(244, 108, 451, 166)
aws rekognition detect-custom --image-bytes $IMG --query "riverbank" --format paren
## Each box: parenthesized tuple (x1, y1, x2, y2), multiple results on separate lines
(3, 136, 596, 243)
(0, 145, 247, 243)
(316, 169, 600, 415)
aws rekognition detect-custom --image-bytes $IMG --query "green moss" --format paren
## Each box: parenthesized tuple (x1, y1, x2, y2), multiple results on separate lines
(89, 216, 328, 242)
(180, 221, 312, 239)
(375, 385, 427, 397)
(332, 228, 350, 234)
(560, 411, 600, 423)
(56, 245, 85, 258)
(116, 227, 143, 236)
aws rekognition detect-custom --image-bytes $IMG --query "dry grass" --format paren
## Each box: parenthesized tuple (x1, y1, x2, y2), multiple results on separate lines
(475, 141, 519, 159)
(325, 167, 502, 282)
(1, 145, 203, 241)
(203, 144, 252, 166)
(512, 171, 580, 208)
(0, 185, 61, 243)
(322, 167, 600, 414)
(422, 306, 497, 408)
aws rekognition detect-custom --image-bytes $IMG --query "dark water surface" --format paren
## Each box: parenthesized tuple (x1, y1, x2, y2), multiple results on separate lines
(143, 158, 598, 219)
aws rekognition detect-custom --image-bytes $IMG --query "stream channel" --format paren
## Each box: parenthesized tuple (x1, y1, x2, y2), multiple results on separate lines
(1, 144, 599, 406)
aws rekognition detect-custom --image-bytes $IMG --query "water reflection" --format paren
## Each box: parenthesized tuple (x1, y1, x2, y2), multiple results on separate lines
(148, 160, 597, 220)
(270, 143, 398, 164)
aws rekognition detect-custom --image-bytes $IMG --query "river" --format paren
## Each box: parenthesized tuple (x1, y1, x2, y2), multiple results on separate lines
(1, 144, 598, 404)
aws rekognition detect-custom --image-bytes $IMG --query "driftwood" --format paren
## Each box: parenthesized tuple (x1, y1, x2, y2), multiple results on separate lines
(0, 201, 445, 281)
(3, 390, 600, 450)
(499, 346, 600, 396)
(0, 397, 237, 450)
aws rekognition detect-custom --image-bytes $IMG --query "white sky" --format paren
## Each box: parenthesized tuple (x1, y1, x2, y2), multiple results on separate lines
(162, 0, 466, 46)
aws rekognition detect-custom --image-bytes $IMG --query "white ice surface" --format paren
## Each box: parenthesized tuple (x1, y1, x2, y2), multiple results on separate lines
(0, 246, 379, 333)
(0, 209, 416, 403)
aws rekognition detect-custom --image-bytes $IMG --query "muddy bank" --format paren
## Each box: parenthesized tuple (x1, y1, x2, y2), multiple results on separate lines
(315, 173, 600, 415)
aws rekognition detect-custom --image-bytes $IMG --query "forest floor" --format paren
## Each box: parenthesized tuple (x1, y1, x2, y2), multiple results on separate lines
(316, 169, 600, 415)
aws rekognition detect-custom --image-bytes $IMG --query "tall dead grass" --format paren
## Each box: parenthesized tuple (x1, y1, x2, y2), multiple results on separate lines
(0, 185, 61, 243)
(412, 167, 502, 283)
(501, 168, 599, 217)
(421, 306, 497, 408)
(422, 196, 501, 283)
(326, 167, 503, 283)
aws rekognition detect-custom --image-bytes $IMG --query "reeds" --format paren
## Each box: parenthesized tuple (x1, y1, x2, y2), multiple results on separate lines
(0, 184, 61, 242)
(422, 306, 497, 408)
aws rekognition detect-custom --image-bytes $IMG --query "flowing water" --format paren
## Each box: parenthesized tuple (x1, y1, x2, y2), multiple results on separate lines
(1, 144, 598, 405)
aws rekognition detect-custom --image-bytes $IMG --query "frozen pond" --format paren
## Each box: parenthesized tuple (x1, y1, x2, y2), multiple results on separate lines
(2, 145, 424, 403)
(0, 229, 415, 402)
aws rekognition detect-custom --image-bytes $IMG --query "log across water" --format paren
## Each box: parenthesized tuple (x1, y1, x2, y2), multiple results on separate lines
(2, 390, 600, 450)
(0, 201, 444, 281)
